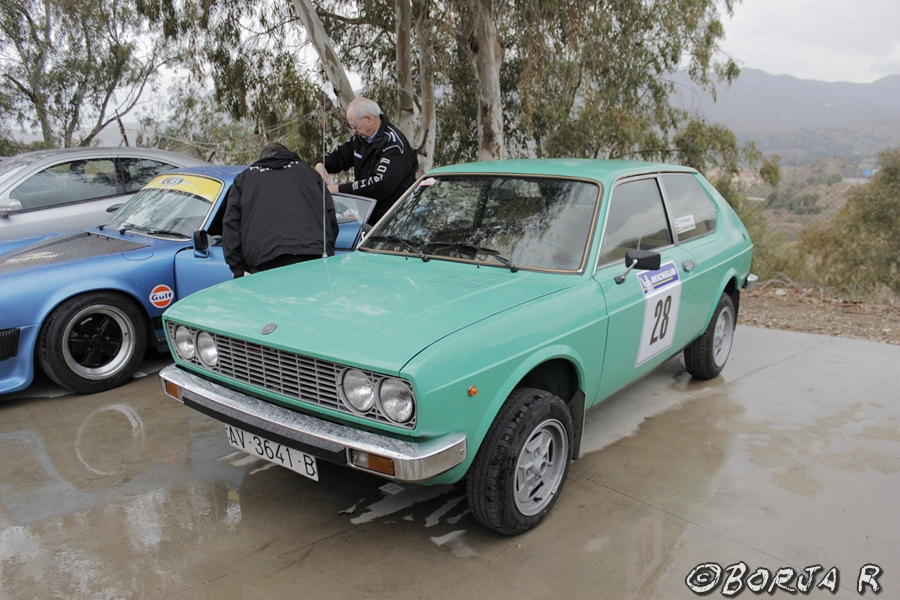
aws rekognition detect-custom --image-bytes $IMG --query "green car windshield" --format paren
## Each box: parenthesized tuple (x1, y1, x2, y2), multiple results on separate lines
(361, 175, 600, 272)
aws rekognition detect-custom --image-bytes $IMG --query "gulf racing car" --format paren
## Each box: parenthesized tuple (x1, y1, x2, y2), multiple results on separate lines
(0, 166, 374, 395)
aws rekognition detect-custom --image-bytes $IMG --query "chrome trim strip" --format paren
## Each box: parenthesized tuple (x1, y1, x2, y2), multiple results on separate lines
(159, 364, 466, 482)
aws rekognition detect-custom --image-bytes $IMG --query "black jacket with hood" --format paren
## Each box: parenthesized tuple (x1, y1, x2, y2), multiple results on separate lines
(322, 114, 418, 224)
(223, 150, 339, 276)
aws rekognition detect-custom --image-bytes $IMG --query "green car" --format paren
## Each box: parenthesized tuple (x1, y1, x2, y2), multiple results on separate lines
(159, 159, 757, 535)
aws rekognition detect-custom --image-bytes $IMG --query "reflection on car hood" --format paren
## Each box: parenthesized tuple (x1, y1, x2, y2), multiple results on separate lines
(0, 232, 149, 275)
(167, 252, 575, 373)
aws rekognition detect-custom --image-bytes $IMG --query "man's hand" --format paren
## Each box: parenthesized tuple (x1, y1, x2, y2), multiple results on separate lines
(314, 163, 333, 184)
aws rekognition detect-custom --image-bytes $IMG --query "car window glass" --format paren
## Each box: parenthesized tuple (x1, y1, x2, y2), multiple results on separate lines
(597, 177, 673, 265)
(120, 158, 177, 192)
(363, 175, 600, 272)
(10, 159, 117, 209)
(660, 173, 717, 242)
(106, 175, 220, 238)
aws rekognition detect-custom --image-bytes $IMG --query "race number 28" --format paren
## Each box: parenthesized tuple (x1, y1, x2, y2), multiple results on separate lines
(636, 261, 682, 366)
(650, 295, 673, 345)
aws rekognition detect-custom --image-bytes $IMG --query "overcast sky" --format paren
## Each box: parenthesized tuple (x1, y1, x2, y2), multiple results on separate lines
(720, 0, 900, 83)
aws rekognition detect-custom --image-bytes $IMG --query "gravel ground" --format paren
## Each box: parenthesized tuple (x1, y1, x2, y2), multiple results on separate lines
(739, 288, 900, 345)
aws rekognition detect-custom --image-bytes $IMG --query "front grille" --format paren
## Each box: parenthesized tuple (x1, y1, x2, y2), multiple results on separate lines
(167, 323, 416, 428)
(0, 328, 20, 361)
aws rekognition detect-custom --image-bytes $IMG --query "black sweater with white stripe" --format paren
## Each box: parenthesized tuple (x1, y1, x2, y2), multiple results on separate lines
(323, 115, 419, 224)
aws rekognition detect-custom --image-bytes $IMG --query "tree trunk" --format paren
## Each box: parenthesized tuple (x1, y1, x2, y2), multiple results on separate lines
(468, 1, 504, 161)
(415, 0, 436, 174)
(289, 0, 356, 111)
(395, 0, 415, 141)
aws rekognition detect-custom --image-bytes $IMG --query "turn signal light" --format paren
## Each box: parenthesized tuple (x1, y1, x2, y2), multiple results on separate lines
(351, 450, 396, 476)
(164, 380, 181, 401)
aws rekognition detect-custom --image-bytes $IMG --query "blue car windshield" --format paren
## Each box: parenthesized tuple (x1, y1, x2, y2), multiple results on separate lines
(106, 187, 212, 238)
(361, 175, 601, 272)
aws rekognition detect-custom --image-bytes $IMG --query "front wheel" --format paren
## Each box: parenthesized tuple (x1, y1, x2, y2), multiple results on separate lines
(38, 292, 147, 394)
(467, 388, 573, 535)
(684, 292, 736, 380)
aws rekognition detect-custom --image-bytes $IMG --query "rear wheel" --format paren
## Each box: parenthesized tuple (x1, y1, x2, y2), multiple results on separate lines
(467, 388, 573, 535)
(684, 292, 735, 380)
(38, 292, 147, 394)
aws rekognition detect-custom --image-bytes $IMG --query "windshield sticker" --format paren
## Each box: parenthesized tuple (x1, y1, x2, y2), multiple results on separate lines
(418, 177, 438, 187)
(149, 284, 174, 308)
(674, 215, 696, 234)
(4, 251, 60, 264)
(636, 261, 682, 366)
(145, 174, 222, 203)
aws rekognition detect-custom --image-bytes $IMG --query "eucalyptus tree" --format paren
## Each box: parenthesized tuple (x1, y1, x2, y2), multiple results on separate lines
(0, 0, 168, 147)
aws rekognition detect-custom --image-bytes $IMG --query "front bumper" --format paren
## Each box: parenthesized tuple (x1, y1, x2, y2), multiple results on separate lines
(159, 364, 467, 482)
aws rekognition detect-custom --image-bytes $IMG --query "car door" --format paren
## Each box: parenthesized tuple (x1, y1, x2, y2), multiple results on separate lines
(592, 175, 700, 401)
(1, 157, 123, 239)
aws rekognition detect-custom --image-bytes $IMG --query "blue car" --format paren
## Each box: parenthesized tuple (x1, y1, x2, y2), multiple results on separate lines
(0, 166, 374, 395)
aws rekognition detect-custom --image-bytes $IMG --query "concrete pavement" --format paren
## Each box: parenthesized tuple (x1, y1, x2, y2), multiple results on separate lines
(0, 326, 896, 599)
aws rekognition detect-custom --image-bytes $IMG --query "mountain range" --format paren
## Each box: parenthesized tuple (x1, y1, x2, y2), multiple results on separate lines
(672, 68, 900, 165)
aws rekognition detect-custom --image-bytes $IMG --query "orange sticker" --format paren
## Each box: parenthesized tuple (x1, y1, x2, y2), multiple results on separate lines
(150, 284, 174, 308)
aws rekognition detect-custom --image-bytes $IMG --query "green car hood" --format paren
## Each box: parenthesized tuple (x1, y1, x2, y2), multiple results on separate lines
(167, 252, 575, 373)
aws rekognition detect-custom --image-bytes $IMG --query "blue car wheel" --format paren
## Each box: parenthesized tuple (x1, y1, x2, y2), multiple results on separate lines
(38, 292, 148, 394)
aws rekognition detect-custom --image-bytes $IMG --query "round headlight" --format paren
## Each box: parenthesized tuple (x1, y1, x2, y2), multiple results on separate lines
(342, 369, 375, 412)
(379, 378, 415, 423)
(174, 326, 195, 360)
(197, 331, 218, 366)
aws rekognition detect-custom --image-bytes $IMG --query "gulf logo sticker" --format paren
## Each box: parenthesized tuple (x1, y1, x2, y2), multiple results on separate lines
(149, 284, 174, 308)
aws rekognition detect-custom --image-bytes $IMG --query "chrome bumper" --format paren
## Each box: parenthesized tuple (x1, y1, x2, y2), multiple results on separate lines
(159, 364, 467, 482)
(743, 273, 759, 292)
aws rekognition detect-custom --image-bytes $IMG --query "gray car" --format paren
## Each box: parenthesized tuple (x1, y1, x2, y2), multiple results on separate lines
(0, 147, 208, 241)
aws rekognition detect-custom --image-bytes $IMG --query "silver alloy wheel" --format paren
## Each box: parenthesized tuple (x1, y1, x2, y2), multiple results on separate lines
(514, 418, 569, 516)
(61, 304, 137, 380)
(712, 305, 735, 367)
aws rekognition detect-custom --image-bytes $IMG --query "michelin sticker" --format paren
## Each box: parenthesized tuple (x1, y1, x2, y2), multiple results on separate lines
(635, 260, 682, 366)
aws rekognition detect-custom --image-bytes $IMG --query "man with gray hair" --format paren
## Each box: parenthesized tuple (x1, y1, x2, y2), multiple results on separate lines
(315, 97, 418, 225)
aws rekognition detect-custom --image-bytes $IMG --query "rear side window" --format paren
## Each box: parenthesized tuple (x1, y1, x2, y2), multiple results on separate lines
(121, 158, 177, 192)
(660, 173, 717, 243)
(597, 177, 672, 265)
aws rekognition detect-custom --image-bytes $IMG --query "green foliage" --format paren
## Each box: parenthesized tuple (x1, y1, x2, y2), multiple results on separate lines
(0, 0, 167, 147)
(709, 172, 793, 281)
(798, 147, 900, 298)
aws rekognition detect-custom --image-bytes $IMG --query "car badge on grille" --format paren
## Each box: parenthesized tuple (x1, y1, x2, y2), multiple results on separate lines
(261, 323, 277, 334)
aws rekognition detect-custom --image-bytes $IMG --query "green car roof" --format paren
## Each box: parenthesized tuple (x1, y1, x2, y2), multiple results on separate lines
(427, 158, 697, 182)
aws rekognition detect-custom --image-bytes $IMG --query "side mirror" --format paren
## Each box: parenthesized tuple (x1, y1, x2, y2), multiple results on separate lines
(0, 198, 23, 217)
(106, 203, 124, 213)
(615, 249, 661, 284)
(625, 249, 661, 271)
(193, 230, 210, 258)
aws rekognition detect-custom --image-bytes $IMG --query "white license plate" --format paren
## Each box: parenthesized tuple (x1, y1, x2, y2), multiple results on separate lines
(226, 425, 319, 481)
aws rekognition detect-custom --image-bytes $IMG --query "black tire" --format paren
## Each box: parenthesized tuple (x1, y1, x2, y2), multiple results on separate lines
(684, 292, 736, 380)
(38, 292, 147, 394)
(467, 388, 573, 535)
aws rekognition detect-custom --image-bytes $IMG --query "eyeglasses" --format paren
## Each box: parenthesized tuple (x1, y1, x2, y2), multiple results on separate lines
(348, 115, 368, 131)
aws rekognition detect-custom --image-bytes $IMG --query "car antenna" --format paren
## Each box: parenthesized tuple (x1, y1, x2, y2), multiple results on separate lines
(321, 104, 328, 259)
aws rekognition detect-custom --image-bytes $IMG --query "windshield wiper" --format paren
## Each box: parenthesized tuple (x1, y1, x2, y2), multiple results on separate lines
(367, 235, 430, 262)
(117, 222, 135, 234)
(423, 242, 519, 272)
(143, 227, 189, 238)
